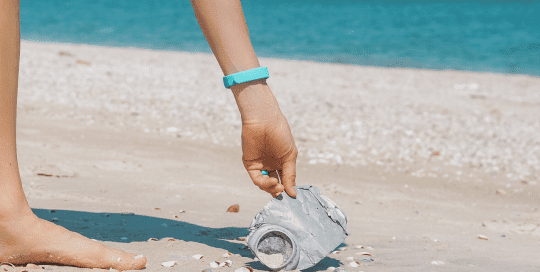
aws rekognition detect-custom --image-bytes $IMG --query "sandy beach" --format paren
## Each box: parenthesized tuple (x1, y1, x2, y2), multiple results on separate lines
(10, 40, 540, 271)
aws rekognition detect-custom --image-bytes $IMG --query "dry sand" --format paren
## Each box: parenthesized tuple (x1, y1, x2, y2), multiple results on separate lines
(12, 40, 540, 271)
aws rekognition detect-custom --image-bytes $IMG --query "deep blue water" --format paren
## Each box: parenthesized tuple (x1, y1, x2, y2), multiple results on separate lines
(20, 0, 540, 77)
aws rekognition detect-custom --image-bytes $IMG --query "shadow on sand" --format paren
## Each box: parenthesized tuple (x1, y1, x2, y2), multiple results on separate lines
(33, 208, 344, 271)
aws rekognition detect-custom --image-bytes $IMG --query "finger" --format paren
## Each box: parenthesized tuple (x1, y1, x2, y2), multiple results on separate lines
(281, 160, 297, 198)
(248, 169, 280, 191)
(268, 170, 285, 197)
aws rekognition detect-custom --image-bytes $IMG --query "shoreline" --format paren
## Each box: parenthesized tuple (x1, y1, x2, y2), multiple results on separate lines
(21, 39, 540, 78)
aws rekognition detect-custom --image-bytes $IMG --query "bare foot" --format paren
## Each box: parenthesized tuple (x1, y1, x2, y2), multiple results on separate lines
(0, 214, 146, 270)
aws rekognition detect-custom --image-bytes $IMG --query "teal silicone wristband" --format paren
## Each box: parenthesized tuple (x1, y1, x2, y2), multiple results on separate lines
(223, 67, 269, 89)
(261, 170, 269, 175)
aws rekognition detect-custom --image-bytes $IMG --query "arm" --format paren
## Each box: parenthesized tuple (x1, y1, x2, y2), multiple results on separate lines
(190, 0, 298, 197)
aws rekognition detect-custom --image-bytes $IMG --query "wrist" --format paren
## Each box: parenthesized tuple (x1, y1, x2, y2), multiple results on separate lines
(231, 79, 281, 123)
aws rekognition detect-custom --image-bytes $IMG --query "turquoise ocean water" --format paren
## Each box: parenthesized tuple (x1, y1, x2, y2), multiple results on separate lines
(20, 0, 540, 77)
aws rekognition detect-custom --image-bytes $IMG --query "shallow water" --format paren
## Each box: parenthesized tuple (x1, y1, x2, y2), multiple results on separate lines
(20, 0, 540, 76)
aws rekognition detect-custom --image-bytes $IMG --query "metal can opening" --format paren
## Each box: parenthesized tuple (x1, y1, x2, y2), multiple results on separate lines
(256, 231, 294, 269)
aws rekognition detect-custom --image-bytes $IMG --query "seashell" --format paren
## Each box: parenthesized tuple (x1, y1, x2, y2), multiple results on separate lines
(355, 245, 363, 249)
(431, 261, 445, 265)
(209, 262, 219, 268)
(173, 215, 179, 219)
(346, 257, 354, 260)
(331, 251, 340, 254)
(234, 267, 254, 272)
(219, 262, 226, 267)
(192, 254, 204, 260)
(154, 208, 161, 210)
(162, 237, 175, 241)
(339, 247, 348, 251)
(348, 261, 359, 267)
(134, 255, 144, 259)
(237, 237, 246, 241)
(147, 238, 158, 242)
(356, 252, 371, 256)
(477, 234, 488, 240)
(161, 261, 177, 267)
(222, 252, 232, 257)
(227, 204, 240, 213)
(179, 210, 186, 213)
(224, 260, 233, 267)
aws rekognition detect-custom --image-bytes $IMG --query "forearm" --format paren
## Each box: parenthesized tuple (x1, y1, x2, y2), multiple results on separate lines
(190, 0, 280, 122)
(190, 0, 260, 76)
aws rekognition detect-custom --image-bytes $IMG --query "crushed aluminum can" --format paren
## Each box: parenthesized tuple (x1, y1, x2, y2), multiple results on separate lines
(247, 185, 349, 271)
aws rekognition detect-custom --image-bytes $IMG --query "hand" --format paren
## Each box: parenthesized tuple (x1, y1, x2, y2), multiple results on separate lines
(241, 112, 298, 198)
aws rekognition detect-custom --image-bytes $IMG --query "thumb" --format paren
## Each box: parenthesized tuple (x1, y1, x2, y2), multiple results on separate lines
(281, 160, 297, 198)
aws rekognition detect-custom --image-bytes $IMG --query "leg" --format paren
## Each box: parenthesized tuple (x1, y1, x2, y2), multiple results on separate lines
(0, 0, 146, 269)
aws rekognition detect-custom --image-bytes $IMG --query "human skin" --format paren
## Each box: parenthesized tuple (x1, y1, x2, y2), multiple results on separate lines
(0, 0, 296, 269)
(191, 0, 298, 199)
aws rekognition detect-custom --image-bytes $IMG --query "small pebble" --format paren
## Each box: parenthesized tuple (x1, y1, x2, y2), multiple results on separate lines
(355, 252, 371, 256)
(477, 234, 488, 240)
(234, 267, 254, 272)
(192, 254, 204, 260)
(359, 257, 374, 262)
(161, 261, 177, 267)
(227, 204, 240, 213)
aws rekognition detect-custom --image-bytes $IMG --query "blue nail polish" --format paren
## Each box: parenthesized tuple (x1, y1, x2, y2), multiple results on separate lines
(261, 170, 269, 175)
